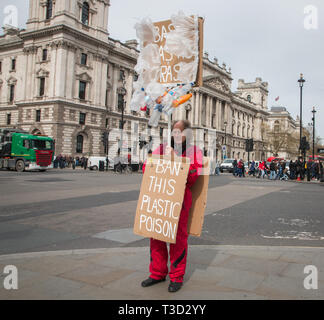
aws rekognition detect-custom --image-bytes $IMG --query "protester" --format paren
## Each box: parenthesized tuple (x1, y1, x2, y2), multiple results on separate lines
(141, 120, 202, 293)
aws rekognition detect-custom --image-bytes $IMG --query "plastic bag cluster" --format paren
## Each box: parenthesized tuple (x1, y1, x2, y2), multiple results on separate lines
(130, 12, 199, 127)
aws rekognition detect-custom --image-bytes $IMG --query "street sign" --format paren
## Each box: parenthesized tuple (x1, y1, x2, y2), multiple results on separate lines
(222, 145, 226, 152)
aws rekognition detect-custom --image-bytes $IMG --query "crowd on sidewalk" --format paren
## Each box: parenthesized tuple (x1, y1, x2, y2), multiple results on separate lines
(53, 155, 88, 170)
(213, 157, 323, 181)
(228, 158, 323, 181)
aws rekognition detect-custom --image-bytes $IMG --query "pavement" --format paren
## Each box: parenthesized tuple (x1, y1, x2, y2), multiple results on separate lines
(1, 244, 324, 300)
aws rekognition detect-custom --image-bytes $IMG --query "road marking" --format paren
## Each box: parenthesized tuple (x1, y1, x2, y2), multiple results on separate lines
(261, 231, 324, 241)
(92, 228, 144, 244)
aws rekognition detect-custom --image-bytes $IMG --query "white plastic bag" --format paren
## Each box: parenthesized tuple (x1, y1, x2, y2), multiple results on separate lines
(164, 11, 198, 59)
(134, 17, 157, 47)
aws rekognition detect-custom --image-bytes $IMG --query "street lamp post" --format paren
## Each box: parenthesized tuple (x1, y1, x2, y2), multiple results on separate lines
(298, 73, 305, 160)
(223, 121, 227, 159)
(312, 107, 316, 161)
(117, 84, 127, 153)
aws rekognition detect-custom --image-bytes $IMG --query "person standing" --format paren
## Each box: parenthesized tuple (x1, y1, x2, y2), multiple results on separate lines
(215, 160, 220, 176)
(270, 161, 276, 180)
(249, 160, 256, 176)
(306, 159, 312, 181)
(141, 120, 202, 293)
(233, 159, 237, 176)
(319, 161, 324, 181)
(259, 160, 266, 179)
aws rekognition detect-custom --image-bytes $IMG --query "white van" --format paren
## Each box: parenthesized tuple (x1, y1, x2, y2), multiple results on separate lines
(88, 156, 114, 170)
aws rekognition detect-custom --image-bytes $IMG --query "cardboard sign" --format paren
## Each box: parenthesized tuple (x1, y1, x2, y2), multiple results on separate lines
(153, 17, 204, 87)
(188, 157, 210, 237)
(133, 154, 190, 243)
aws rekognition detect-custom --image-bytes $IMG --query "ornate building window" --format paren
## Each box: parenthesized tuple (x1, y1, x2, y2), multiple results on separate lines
(119, 69, 125, 81)
(81, 53, 88, 66)
(79, 112, 86, 125)
(105, 89, 109, 107)
(39, 77, 45, 96)
(76, 135, 84, 153)
(81, 2, 90, 25)
(79, 81, 86, 100)
(9, 84, 15, 102)
(7, 113, 11, 125)
(36, 110, 41, 122)
(274, 120, 280, 133)
(247, 95, 252, 102)
(11, 58, 16, 71)
(46, 0, 53, 20)
(42, 49, 48, 61)
(35, 110, 41, 122)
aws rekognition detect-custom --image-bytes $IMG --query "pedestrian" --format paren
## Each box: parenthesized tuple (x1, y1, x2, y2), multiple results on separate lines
(72, 157, 76, 170)
(289, 160, 294, 179)
(270, 161, 276, 180)
(141, 120, 203, 293)
(233, 159, 237, 176)
(259, 160, 266, 179)
(242, 160, 245, 177)
(215, 160, 220, 176)
(306, 159, 312, 181)
(84, 157, 88, 170)
(249, 160, 256, 176)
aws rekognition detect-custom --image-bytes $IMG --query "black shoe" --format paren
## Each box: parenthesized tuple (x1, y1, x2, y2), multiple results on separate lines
(168, 281, 182, 293)
(141, 277, 166, 287)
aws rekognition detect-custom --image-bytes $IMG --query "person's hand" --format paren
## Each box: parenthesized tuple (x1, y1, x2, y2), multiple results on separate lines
(165, 146, 175, 156)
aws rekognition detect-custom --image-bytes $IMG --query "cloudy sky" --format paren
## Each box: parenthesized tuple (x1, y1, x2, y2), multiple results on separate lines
(1, 0, 323, 141)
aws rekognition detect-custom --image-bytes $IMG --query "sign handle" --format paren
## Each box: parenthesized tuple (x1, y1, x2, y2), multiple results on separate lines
(168, 115, 172, 147)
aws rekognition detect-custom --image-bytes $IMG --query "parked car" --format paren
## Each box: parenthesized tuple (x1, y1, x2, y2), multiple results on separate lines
(88, 156, 114, 170)
(220, 158, 235, 173)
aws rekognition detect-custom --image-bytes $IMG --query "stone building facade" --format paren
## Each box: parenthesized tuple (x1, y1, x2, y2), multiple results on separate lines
(266, 106, 302, 160)
(0, 0, 275, 162)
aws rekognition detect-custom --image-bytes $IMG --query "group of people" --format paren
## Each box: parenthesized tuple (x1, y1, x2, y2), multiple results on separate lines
(53, 155, 88, 170)
(229, 158, 323, 181)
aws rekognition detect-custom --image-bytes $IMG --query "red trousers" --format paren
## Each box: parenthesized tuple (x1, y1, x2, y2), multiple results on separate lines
(149, 187, 192, 283)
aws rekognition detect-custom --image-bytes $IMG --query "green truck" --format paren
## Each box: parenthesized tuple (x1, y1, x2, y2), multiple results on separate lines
(0, 128, 55, 172)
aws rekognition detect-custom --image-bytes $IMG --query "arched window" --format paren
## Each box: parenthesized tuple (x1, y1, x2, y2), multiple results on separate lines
(46, 0, 53, 20)
(274, 120, 280, 133)
(76, 135, 84, 153)
(82, 2, 90, 25)
(247, 95, 252, 102)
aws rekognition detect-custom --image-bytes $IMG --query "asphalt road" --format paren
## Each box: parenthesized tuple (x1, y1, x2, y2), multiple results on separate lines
(0, 168, 323, 255)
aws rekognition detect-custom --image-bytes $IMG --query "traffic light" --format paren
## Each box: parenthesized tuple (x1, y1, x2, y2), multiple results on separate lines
(245, 139, 254, 152)
(300, 136, 309, 151)
(119, 120, 126, 129)
(101, 132, 108, 146)
(249, 139, 254, 151)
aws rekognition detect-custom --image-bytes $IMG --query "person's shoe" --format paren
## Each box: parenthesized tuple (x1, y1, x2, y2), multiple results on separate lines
(141, 277, 166, 287)
(168, 281, 182, 293)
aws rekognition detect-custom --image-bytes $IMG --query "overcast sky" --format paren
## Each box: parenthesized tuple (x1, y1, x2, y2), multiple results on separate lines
(1, 0, 323, 141)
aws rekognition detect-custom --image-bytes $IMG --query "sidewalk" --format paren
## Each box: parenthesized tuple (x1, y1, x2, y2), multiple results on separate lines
(1, 245, 323, 300)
